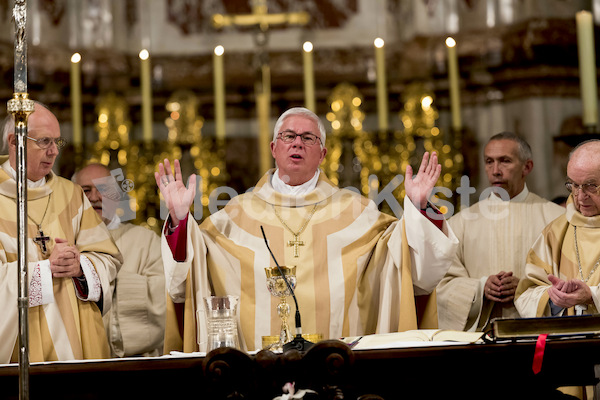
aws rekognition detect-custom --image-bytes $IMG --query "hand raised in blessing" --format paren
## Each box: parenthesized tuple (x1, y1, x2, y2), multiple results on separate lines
(155, 159, 196, 226)
(404, 151, 441, 209)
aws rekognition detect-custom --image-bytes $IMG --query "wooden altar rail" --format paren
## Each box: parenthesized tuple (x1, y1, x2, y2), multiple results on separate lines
(0, 338, 599, 399)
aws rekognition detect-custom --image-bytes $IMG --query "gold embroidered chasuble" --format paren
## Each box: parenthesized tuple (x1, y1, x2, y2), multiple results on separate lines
(163, 170, 458, 352)
(516, 196, 600, 317)
(0, 156, 121, 362)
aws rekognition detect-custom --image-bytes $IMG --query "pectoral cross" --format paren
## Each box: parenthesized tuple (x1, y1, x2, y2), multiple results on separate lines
(33, 229, 50, 255)
(287, 234, 304, 258)
(212, 0, 310, 174)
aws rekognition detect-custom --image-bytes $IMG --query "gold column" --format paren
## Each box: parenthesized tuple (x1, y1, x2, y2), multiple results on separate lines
(374, 38, 388, 131)
(576, 10, 598, 128)
(139, 49, 153, 144)
(303, 41, 316, 112)
(446, 37, 462, 131)
(70, 52, 82, 148)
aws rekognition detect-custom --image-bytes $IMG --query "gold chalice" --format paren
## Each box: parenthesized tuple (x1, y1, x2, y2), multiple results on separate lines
(264, 266, 296, 352)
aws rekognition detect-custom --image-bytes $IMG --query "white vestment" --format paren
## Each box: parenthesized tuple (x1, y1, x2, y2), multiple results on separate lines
(162, 170, 458, 352)
(437, 187, 564, 331)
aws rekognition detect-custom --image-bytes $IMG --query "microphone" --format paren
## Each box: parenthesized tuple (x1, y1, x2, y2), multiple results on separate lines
(260, 226, 314, 352)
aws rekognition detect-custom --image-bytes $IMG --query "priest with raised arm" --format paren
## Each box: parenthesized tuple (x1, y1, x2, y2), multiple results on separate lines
(157, 107, 458, 353)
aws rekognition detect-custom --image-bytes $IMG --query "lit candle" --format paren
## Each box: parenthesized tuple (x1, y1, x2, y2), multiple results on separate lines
(303, 41, 316, 112)
(70, 52, 82, 147)
(576, 10, 598, 128)
(446, 37, 462, 131)
(258, 64, 272, 173)
(374, 37, 388, 131)
(213, 45, 226, 141)
(139, 49, 153, 144)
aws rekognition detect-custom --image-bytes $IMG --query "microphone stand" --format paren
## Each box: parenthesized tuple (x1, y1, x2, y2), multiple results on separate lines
(260, 226, 314, 352)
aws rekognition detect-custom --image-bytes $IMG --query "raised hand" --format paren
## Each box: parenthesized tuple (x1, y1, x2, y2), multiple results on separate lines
(404, 151, 441, 209)
(155, 159, 197, 225)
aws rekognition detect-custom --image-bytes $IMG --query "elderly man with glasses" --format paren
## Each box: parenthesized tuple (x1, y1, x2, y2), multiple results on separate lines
(515, 139, 600, 398)
(156, 107, 458, 353)
(0, 102, 121, 363)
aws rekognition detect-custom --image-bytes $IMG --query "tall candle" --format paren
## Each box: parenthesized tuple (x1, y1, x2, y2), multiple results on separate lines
(258, 64, 272, 173)
(446, 37, 462, 131)
(139, 49, 153, 144)
(374, 38, 388, 131)
(70, 52, 82, 147)
(303, 41, 316, 112)
(576, 10, 598, 128)
(213, 45, 226, 141)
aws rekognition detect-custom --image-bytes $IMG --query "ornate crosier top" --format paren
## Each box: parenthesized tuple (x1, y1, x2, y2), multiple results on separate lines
(273, 203, 319, 258)
(13, 0, 28, 93)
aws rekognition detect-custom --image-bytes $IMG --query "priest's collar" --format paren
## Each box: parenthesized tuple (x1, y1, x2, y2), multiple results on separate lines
(0, 156, 54, 199)
(106, 213, 121, 230)
(489, 184, 529, 203)
(2, 159, 46, 188)
(271, 169, 320, 196)
(565, 195, 600, 228)
(253, 169, 337, 207)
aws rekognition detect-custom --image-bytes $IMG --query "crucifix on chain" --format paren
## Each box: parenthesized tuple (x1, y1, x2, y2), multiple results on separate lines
(33, 230, 51, 255)
(212, 1, 310, 174)
(287, 234, 305, 258)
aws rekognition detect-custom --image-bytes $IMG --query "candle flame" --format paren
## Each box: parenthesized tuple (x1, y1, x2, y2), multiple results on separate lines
(139, 49, 150, 60)
(445, 37, 456, 48)
(214, 45, 225, 56)
(303, 41, 313, 53)
(71, 53, 81, 64)
(374, 38, 385, 48)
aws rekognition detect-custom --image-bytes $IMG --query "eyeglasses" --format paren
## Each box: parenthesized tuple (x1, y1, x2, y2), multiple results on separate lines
(277, 131, 322, 146)
(565, 181, 600, 196)
(27, 136, 67, 150)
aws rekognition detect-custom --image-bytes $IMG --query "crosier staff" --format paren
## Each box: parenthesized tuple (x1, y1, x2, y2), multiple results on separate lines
(7, 1, 35, 399)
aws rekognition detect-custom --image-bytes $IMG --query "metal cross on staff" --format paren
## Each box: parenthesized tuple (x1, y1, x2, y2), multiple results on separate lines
(212, 0, 310, 174)
(7, 1, 35, 399)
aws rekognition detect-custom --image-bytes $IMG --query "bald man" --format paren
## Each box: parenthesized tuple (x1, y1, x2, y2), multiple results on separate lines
(515, 140, 600, 400)
(0, 103, 121, 362)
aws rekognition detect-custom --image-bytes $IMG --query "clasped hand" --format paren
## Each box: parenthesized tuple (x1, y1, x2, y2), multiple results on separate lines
(155, 159, 197, 226)
(547, 274, 593, 309)
(49, 238, 82, 278)
(484, 271, 519, 302)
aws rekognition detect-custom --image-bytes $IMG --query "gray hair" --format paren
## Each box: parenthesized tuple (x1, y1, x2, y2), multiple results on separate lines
(1, 101, 53, 153)
(487, 131, 533, 162)
(272, 107, 326, 148)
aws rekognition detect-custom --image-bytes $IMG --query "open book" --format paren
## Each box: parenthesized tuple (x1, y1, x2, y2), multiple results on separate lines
(343, 329, 485, 350)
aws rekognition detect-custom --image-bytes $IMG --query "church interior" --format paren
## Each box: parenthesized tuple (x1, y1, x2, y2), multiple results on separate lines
(1, 0, 599, 231)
